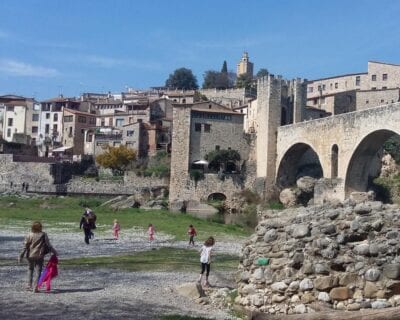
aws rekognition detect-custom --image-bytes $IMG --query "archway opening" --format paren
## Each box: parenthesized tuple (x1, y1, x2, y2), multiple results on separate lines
(207, 193, 227, 202)
(331, 144, 339, 178)
(277, 143, 323, 189)
(345, 130, 400, 202)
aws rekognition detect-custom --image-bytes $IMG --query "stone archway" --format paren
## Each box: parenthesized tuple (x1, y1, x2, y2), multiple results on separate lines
(207, 193, 227, 202)
(276, 143, 323, 188)
(345, 129, 398, 196)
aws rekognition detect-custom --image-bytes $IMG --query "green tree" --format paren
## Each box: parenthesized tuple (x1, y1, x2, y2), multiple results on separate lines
(221, 60, 228, 73)
(235, 73, 253, 89)
(165, 68, 198, 90)
(205, 149, 241, 172)
(96, 145, 136, 174)
(256, 68, 269, 78)
(202, 70, 232, 89)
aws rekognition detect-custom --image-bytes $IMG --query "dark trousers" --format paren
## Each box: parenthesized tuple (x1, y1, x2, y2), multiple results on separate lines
(28, 257, 44, 287)
(200, 263, 210, 277)
(84, 228, 91, 244)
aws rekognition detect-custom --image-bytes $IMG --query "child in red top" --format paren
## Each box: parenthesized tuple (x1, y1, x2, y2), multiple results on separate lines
(148, 223, 155, 241)
(38, 254, 58, 292)
(112, 219, 120, 240)
(187, 224, 197, 246)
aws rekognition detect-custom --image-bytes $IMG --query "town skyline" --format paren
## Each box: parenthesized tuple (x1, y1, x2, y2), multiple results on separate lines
(1, 0, 400, 99)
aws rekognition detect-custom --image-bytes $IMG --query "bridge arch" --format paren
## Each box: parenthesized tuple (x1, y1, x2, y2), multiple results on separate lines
(207, 193, 227, 202)
(345, 129, 399, 196)
(276, 143, 323, 188)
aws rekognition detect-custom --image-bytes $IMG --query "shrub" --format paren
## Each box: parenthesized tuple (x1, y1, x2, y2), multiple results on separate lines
(189, 169, 204, 182)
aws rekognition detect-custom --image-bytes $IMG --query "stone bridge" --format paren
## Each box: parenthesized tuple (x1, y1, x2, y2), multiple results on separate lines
(275, 102, 400, 201)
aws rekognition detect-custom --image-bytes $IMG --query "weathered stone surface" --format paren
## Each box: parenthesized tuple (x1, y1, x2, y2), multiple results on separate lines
(364, 281, 378, 298)
(293, 304, 307, 314)
(299, 278, 313, 291)
(347, 303, 361, 311)
(296, 176, 316, 193)
(292, 225, 310, 238)
(353, 243, 370, 256)
(338, 273, 358, 286)
(317, 291, 331, 302)
(272, 294, 287, 303)
(279, 188, 298, 208)
(354, 203, 372, 215)
(271, 281, 288, 293)
(371, 300, 391, 309)
(175, 283, 205, 299)
(264, 229, 278, 242)
(365, 268, 381, 282)
(314, 276, 339, 291)
(329, 287, 351, 300)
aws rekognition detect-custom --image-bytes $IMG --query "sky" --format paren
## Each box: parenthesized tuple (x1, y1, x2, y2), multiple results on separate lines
(1, 0, 400, 100)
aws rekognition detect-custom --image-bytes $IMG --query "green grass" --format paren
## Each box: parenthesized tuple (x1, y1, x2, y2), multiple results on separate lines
(61, 247, 239, 272)
(159, 316, 213, 320)
(0, 196, 250, 240)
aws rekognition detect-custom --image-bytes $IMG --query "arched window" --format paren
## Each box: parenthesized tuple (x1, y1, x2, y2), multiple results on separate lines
(331, 144, 339, 178)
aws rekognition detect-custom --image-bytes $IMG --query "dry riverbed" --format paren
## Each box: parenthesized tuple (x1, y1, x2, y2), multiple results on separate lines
(0, 226, 243, 320)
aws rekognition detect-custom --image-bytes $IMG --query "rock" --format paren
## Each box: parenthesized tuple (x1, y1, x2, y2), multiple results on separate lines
(350, 192, 372, 204)
(353, 243, 370, 256)
(383, 263, 400, 280)
(314, 276, 339, 291)
(240, 271, 251, 282)
(293, 304, 307, 314)
(339, 273, 358, 286)
(271, 281, 288, 293)
(296, 176, 316, 193)
(299, 278, 313, 291)
(251, 294, 264, 307)
(389, 294, 400, 307)
(386, 231, 399, 239)
(253, 268, 264, 282)
(314, 263, 330, 275)
(329, 287, 351, 301)
(365, 268, 381, 282)
(326, 210, 340, 220)
(272, 294, 287, 303)
(371, 300, 391, 309)
(175, 283, 205, 299)
(364, 281, 378, 298)
(289, 252, 304, 269)
(336, 302, 346, 310)
(291, 295, 300, 303)
(279, 188, 298, 208)
(301, 291, 315, 303)
(302, 261, 314, 275)
(321, 224, 336, 234)
(318, 291, 331, 302)
(264, 229, 278, 242)
(354, 203, 372, 215)
(347, 303, 361, 311)
(292, 225, 310, 238)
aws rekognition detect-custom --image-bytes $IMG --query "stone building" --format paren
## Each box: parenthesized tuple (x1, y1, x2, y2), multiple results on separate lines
(237, 51, 254, 78)
(0, 95, 40, 145)
(169, 101, 251, 211)
(199, 87, 252, 109)
(307, 61, 400, 114)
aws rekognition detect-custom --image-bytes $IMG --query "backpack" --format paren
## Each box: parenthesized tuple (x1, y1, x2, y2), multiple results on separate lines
(88, 212, 97, 229)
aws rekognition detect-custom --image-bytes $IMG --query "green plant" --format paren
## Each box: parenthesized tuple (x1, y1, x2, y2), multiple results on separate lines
(205, 149, 240, 172)
(236, 204, 258, 229)
(238, 189, 261, 204)
(189, 169, 204, 182)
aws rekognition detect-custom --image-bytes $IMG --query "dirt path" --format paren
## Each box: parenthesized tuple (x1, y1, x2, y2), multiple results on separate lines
(0, 226, 243, 320)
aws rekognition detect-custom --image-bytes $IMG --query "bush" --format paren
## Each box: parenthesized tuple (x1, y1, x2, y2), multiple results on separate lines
(236, 204, 258, 229)
(239, 189, 261, 204)
(189, 169, 204, 182)
(77, 197, 103, 209)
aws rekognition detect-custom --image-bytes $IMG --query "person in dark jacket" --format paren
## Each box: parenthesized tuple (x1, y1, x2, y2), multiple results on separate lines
(80, 211, 92, 244)
(19, 221, 57, 293)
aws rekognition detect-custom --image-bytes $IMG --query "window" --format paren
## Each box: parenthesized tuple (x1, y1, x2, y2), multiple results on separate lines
(53, 124, 58, 133)
(101, 120, 105, 126)
(308, 87, 313, 93)
(335, 83, 338, 89)
(194, 123, 201, 132)
(87, 134, 93, 142)
(366, 100, 369, 104)
(126, 130, 134, 137)
(45, 124, 50, 134)
(89, 117, 96, 124)
(372, 74, 377, 81)
(215, 145, 220, 151)
(69, 127, 73, 136)
(116, 119, 124, 126)
(126, 142, 134, 148)
(7, 118, 13, 126)
(7, 128, 11, 137)
(64, 115, 73, 122)
(356, 76, 361, 86)
(32, 114, 39, 121)
(382, 86, 387, 90)
(204, 124, 211, 132)
(381, 99, 385, 103)
(32, 126, 38, 133)
(78, 116, 86, 123)
(317, 85, 322, 91)
(330, 83, 333, 89)
(46, 113, 50, 119)
(322, 84, 326, 90)
(113, 141, 121, 146)
(53, 113, 58, 121)
(108, 118, 113, 126)
(371, 87, 377, 90)
(313, 99, 318, 105)
(383, 73, 388, 81)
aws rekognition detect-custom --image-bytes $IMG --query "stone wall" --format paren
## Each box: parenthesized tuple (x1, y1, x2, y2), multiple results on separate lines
(356, 88, 400, 111)
(237, 200, 400, 315)
(199, 88, 249, 109)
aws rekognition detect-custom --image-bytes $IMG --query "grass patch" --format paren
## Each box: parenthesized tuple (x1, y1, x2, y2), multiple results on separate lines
(61, 247, 239, 272)
(0, 196, 250, 240)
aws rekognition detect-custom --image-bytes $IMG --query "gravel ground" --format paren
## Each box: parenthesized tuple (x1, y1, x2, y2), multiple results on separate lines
(0, 225, 244, 320)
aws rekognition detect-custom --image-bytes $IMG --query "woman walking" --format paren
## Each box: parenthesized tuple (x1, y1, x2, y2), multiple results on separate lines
(198, 236, 215, 287)
(19, 221, 57, 293)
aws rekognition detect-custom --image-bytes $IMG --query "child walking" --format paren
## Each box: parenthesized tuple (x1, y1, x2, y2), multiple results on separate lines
(38, 254, 58, 292)
(148, 223, 155, 242)
(198, 236, 215, 287)
(187, 224, 197, 246)
(112, 219, 121, 240)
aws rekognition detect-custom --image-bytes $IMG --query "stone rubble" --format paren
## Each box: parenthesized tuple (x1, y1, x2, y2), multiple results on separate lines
(236, 197, 400, 315)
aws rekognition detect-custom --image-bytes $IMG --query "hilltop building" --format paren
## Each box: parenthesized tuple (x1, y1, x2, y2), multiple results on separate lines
(237, 52, 254, 78)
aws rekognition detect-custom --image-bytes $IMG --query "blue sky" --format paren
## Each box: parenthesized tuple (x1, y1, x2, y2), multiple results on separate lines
(1, 0, 400, 100)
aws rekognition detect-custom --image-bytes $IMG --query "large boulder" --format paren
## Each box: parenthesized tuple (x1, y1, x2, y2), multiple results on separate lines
(175, 282, 205, 300)
(296, 176, 316, 194)
(279, 188, 299, 208)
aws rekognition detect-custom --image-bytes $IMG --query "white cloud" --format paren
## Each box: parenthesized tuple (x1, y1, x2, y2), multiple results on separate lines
(0, 59, 59, 77)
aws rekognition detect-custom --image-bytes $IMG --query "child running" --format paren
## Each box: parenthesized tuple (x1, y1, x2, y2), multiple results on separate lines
(112, 219, 121, 240)
(198, 236, 215, 287)
(187, 224, 197, 246)
(148, 223, 155, 242)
